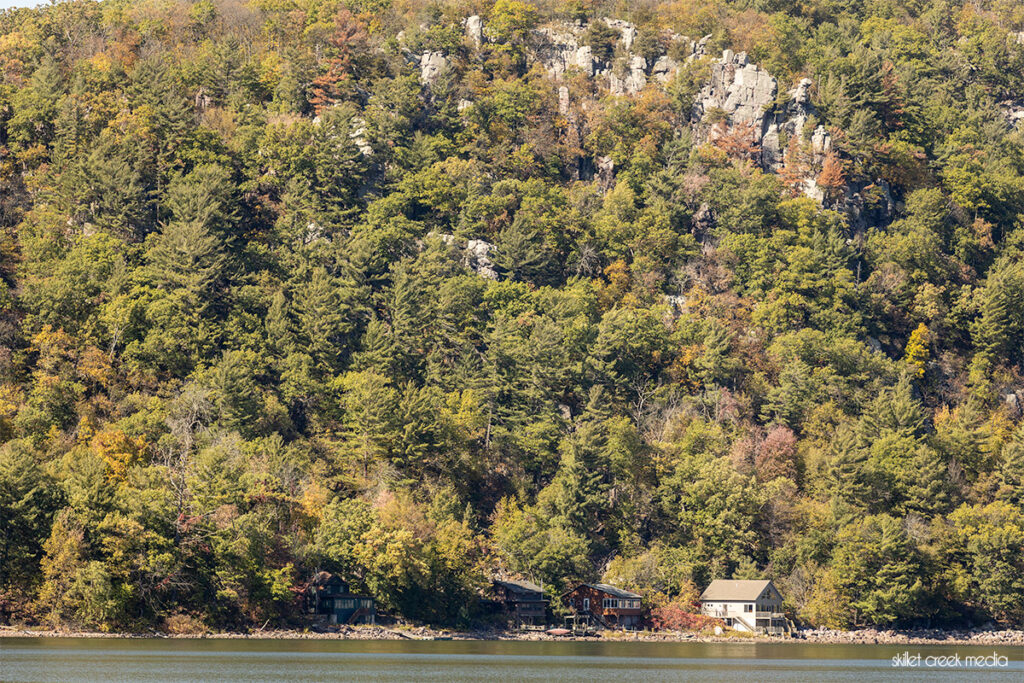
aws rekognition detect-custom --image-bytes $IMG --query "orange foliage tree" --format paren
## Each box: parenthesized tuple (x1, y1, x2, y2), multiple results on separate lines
(816, 150, 846, 200)
(309, 9, 368, 113)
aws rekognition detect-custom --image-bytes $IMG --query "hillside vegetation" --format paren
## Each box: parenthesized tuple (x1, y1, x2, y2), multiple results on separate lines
(1, 0, 1023, 631)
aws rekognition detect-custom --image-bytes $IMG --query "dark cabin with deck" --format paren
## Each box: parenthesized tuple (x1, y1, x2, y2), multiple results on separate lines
(492, 579, 548, 627)
(561, 583, 643, 629)
(306, 572, 375, 625)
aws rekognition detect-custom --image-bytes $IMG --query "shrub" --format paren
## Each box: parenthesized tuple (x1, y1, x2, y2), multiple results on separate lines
(649, 601, 724, 631)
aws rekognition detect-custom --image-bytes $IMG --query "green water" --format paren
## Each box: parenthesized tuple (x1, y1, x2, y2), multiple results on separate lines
(1, 637, 1021, 682)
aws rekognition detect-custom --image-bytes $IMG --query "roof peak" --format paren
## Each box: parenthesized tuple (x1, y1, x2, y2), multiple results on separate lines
(700, 579, 777, 601)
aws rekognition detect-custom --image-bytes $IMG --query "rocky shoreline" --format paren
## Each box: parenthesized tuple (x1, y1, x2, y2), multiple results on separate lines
(3, 624, 1022, 646)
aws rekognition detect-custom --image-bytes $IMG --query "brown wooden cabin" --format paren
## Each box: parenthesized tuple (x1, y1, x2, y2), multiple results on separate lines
(492, 579, 548, 627)
(561, 583, 643, 629)
(306, 572, 375, 625)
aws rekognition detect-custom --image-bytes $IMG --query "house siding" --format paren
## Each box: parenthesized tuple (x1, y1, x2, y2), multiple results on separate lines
(699, 583, 786, 633)
(562, 585, 643, 628)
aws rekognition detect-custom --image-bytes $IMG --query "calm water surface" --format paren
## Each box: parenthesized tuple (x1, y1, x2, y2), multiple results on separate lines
(2, 637, 1022, 682)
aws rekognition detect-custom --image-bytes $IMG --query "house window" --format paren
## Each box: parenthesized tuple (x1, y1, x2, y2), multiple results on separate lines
(744, 604, 753, 612)
(583, 598, 590, 610)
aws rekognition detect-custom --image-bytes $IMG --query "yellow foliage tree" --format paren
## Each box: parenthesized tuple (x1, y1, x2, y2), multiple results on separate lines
(903, 323, 931, 378)
(91, 429, 148, 482)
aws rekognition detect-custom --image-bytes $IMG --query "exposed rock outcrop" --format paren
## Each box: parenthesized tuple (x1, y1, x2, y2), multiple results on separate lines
(558, 86, 570, 115)
(604, 18, 636, 50)
(529, 19, 692, 95)
(687, 49, 871, 220)
(1002, 100, 1024, 129)
(421, 15, 892, 225)
(532, 26, 595, 77)
(1006, 392, 1021, 419)
(610, 55, 648, 96)
(465, 239, 498, 280)
(436, 234, 499, 280)
(692, 50, 777, 132)
(464, 15, 484, 47)
(419, 51, 449, 86)
(651, 55, 678, 83)
(691, 50, 833, 175)
(596, 156, 615, 192)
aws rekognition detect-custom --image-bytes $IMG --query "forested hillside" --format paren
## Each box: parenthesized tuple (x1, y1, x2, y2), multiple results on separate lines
(1, 0, 1023, 632)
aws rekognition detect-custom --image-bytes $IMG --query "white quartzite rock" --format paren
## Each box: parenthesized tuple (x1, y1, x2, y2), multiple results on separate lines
(610, 55, 647, 95)
(433, 234, 499, 280)
(464, 15, 484, 47)
(465, 239, 498, 279)
(603, 18, 636, 50)
(419, 51, 448, 86)
(651, 55, 678, 83)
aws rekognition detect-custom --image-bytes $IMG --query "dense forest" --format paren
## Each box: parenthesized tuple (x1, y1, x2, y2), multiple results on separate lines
(0, 0, 1023, 633)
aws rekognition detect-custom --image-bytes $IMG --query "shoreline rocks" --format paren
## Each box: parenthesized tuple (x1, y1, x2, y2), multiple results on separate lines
(3, 624, 1021, 646)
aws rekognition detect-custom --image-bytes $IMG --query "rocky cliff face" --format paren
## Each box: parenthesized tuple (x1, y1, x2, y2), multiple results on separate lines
(525, 17, 708, 95)
(408, 15, 890, 227)
(690, 50, 832, 176)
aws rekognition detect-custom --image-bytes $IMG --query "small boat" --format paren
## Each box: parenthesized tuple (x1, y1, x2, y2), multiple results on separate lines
(545, 628, 571, 636)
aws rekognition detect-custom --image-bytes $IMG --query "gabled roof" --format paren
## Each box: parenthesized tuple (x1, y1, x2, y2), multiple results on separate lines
(563, 583, 641, 599)
(699, 579, 776, 602)
(494, 579, 544, 594)
(310, 571, 346, 589)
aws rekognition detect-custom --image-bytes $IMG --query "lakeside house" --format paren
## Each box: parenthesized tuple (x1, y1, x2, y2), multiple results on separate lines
(491, 579, 548, 628)
(306, 572, 376, 625)
(561, 583, 643, 630)
(699, 579, 789, 634)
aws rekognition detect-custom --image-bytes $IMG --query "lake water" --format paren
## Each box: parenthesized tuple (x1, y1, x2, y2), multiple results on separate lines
(1, 637, 1022, 682)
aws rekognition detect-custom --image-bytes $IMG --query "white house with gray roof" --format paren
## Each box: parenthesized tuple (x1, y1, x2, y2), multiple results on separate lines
(699, 579, 790, 634)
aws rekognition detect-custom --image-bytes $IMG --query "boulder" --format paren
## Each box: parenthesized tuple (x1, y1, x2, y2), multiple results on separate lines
(1006, 392, 1021, 418)
(811, 125, 831, 155)
(419, 51, 448, 86)
(793, 77, 813, 105)
(466, 239, 498, 279)
(434, 234, 499, 279)
(695, 33, 713, 57)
